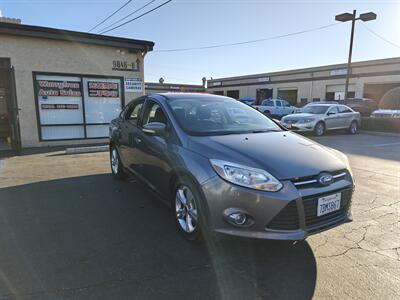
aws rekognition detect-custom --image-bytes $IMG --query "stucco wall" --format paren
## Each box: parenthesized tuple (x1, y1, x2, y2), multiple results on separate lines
(0, 34, 146, 148)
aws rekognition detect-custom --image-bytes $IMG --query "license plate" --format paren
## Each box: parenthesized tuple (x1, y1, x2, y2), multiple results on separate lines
(317, 193, 341, 216)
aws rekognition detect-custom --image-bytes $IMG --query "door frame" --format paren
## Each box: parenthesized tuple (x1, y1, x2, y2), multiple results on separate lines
(0, 58, 21, 153)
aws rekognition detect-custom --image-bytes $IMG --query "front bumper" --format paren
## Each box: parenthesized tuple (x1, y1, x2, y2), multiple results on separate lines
(200, 173, 354, 241)
(281, 121, 317, 132)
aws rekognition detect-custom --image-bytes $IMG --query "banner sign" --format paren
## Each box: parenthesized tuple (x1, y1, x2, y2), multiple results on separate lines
(124, 77, 143, 92)
(41, 104, 79, 110)
(37, 80, 81, 97)
(87, 81, 119, 98)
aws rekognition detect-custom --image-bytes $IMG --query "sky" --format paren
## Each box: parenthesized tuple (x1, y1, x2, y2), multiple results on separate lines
(1, 0, 400, 84)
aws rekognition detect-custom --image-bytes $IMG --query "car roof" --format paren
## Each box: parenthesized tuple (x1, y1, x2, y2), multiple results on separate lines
(150, 92, 233, 102)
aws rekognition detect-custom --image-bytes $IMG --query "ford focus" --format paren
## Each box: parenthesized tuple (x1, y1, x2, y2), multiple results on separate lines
(109, 93, 354, 241)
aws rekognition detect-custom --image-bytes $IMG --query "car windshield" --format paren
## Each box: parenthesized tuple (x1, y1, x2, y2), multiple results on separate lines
(168, 97, 281, 135)
(301, 105, 329, 114)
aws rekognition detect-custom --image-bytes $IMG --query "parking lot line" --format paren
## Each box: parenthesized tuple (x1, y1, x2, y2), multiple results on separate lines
(372, 142, 400, 147)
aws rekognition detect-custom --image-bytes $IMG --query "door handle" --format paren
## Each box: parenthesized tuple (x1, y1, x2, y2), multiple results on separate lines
(134, 137, 142, 144)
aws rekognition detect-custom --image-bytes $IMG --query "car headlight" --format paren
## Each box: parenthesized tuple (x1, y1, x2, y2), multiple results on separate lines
(209, 159, 283, 192)
(298, 118, 315, 124)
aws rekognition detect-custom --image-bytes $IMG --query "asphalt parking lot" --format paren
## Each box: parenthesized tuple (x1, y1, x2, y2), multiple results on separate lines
(0, 132, 399, 300)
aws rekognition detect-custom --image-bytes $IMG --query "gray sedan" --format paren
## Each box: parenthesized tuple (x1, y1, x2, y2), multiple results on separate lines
(281, 103, 361, 136)
(109, 94, 354, 242)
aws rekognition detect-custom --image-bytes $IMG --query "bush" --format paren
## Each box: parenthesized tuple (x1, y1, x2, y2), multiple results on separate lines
(361, 117, 400, 133)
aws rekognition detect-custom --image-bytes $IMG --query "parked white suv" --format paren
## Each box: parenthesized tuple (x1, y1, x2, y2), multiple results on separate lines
(253, 99, 295, 118)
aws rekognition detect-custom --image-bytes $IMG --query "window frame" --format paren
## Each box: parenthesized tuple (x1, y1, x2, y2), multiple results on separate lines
(33, 71, 125, 142)
(124, 96, 146, 126)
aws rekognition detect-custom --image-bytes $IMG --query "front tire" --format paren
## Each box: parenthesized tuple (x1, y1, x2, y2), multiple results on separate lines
(110, 146, 126, 179)
(314, 122, 325, 136)
(348, 121, 358, 134)
(173, 178, 203, 241)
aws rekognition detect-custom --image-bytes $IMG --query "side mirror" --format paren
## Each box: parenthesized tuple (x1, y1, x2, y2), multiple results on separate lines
(142, 122, 166, 137)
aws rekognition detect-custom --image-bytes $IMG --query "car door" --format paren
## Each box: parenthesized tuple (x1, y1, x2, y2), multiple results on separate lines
(275, 100, 284, 116)
(337, 105, 353, 128)
(134, 98, 174, 195)
(324, 106, 340, 129)
(281, 100, 293, 115)
(119, 97, 145, 172)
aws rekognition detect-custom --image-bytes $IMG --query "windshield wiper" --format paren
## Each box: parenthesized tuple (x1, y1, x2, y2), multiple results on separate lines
(251, 129, 280, 133)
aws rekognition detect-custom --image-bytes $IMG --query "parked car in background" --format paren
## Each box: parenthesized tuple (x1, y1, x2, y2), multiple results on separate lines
(238, 97, 256, 106)
(346, 98, 378, 117)
(371, 109, 400, 118)
(281, 103, 360, 136)
(253, 99, 295, 118)
(109, 93, 354, 241)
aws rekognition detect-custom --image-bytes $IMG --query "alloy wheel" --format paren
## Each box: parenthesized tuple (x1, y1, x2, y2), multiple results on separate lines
(350, 122, 358, 134)
(315, 123, 324, 136)
(175, 185, 198, 233)
(111, 148, 119, 174)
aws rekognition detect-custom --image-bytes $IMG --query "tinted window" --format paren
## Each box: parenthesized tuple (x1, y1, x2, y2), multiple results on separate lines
(262, 100, 273, 106)
(168, 96, 281, 135)
(327, 106, 339, 114)
(276, 101, 282, 107)
(125, 98, 144, 124)
(302, 105, 329, 114)
(142, 100, 167, 125)
(338, 105, 352, 113)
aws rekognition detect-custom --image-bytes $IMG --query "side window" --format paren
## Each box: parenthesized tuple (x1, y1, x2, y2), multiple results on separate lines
(327, 106, 339, 114)
(282, 100, 290, 107)
(142, 100, 167, 125)
(125, 98, 145, 125)
(262, 100, 274, 106)
(276, 100, 282, 107)
(338, 105, 352, 113)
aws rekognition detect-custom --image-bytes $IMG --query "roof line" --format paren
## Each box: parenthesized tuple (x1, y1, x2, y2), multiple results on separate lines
(208, 57, 400, 82)
(0, 21, 154, 52)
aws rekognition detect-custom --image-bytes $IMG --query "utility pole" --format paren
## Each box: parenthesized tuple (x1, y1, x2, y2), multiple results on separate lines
(335, 10, 377, 104)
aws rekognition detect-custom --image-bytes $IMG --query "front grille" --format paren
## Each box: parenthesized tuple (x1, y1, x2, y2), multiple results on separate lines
(267, 201, 299, 230)
(303, 188, 352, 229)
(266, 188, 352, 231)
(291, 170, 347, 189)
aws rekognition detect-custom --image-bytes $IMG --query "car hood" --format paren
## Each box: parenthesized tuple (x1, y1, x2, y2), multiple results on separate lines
(188, 131, 346, 180)
(282, 113, 321, 120)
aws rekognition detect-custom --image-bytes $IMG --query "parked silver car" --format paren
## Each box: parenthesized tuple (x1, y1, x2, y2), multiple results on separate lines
(281, 103, 361, 136)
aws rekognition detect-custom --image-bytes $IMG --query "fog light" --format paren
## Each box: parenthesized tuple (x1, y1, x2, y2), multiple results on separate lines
(228, 213, 247, 225)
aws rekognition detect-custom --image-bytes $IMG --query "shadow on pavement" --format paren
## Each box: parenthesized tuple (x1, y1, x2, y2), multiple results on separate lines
(0, 174, 316, 300)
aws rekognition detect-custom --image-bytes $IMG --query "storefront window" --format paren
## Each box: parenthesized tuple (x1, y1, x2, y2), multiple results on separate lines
(34, 74, 123, 141)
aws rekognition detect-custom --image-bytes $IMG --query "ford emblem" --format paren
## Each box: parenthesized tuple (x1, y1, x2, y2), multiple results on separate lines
(318, 173, 333, 185)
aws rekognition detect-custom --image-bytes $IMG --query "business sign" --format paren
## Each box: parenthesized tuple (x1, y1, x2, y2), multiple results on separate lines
(87, 81, 119, 98)
(125, 77, 143, 92)
(212, 81, 222, 86)
(330, 68, 348, 76)
(257, 77, 270, 82)
(41, 104, 79, 110)
(36, 80, 81, 97)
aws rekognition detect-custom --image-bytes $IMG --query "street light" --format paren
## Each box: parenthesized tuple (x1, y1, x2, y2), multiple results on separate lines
(335, 10, 377, 103)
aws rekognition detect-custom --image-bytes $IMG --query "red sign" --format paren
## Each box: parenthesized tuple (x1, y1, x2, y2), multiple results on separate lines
(88, 81, 119, 98)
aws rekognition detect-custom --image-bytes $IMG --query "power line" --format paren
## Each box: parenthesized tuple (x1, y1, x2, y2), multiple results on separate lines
(100, 0, 173, 35)
(361, 23, 400, 50)
(97, 0, 157, 34)
(88, 0, 133, 32)
(153, 23, 340, 53)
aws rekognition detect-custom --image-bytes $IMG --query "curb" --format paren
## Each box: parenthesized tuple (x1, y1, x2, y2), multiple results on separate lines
(65, 145, 109, 154)
(359, 130, 400, 138)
